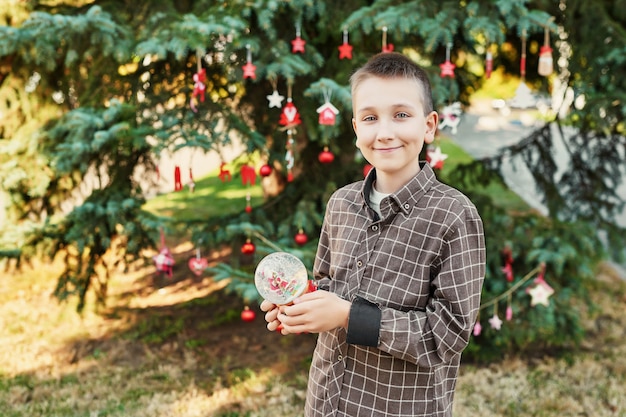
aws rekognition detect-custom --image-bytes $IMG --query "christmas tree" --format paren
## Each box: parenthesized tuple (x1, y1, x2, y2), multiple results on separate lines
(1, 0, 625, 358)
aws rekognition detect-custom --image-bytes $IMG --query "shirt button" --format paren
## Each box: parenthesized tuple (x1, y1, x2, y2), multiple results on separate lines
(356, 260, 363, 267)
(372, 225, 378, 231)
(404, 203, 410, 210)
(337, 354, 343, 362)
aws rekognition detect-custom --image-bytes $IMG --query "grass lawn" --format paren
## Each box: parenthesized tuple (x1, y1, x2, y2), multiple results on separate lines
(143, 166, 265, 221)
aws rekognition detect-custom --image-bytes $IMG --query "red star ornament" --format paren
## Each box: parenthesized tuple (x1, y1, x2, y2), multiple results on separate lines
(338, 42, 353, 59)
(439, 60, 456, 78)
(291, 36, 306, 53)
(242, 61, 256, 79)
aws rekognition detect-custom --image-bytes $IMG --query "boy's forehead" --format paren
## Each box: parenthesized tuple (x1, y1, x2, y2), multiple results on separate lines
(353, 75, 424, 103)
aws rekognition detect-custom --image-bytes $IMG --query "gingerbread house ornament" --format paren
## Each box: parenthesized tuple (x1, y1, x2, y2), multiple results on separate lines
(317, 101, 339, 125)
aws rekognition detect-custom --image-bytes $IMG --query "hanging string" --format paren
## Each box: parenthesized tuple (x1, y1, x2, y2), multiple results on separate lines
(196, 48, 202, 73)
(382, 26, 388, 51)
(287, 81, 293, 102)
(322, 86, 332, 104)
(342, 27, 349, 44)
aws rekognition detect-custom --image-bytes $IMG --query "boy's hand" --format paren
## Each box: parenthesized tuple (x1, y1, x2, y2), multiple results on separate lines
(260, 299, 282, 332)
(277, 290, 351, 335)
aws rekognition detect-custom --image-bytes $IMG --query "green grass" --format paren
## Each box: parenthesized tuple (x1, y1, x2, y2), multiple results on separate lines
(437, 137, 531, 212)
(143, 168, 264, 221)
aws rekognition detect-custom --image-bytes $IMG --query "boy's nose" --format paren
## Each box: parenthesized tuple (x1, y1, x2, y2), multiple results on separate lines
(375, 119, 394, 140)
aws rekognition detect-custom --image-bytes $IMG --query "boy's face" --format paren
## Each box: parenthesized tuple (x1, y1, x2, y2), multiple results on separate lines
(352, 76, 437, 183)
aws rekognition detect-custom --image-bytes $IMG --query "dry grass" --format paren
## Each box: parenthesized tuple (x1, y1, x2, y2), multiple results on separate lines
(1, 253, 625, 417)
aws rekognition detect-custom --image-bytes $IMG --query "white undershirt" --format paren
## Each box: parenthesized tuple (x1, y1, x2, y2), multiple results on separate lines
(368, 182, 390, 218)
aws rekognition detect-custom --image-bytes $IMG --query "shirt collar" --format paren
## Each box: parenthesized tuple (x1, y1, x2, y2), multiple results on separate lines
(362, 162, 436, 215)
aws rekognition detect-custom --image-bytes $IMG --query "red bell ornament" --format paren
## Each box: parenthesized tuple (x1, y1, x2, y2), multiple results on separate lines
(318, 147, 334, 164)
(259, 164, 272, 177)
(241, 239, 256, 255)
(363, 164, 373, 177)
(241, 306, 256, 322)
(294, 229, 308, 246)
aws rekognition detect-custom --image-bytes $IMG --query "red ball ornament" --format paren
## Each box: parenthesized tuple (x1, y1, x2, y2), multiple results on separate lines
(318, 147, 334, 164)
(241, 306, 256, 322)
(363, 164, 373, 177)
(241, 239, 255, 255)
(294, 230, 308, 246)
(245, 205, 252, 213)
(259, 164, 272, 177)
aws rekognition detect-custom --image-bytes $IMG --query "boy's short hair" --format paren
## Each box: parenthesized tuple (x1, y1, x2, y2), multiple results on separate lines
(350, 52, 434, 114)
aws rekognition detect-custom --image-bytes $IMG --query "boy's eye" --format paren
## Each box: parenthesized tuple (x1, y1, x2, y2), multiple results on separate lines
(362, 115, 377, 121)
(396, 112, 410, 118)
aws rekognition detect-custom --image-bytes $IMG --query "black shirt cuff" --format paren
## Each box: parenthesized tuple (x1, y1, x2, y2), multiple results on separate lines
(346, 296, 381, 347)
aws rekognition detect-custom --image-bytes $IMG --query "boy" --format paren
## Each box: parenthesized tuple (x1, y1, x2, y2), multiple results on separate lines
(261, 52, 485, 417)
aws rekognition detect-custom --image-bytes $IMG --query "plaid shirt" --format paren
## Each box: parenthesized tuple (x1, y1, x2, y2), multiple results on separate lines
(306, 163, 485, 417)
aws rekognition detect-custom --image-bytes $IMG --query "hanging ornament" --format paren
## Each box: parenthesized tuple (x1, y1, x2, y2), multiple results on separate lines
(218, 162, 232, 182)
(505, 294, 513, 321)
(439, 43, 456, 78)
(190, 49, 206, 113)
(509, 30, 537, 109)
(426, 146, 448, 170)
(242, 44, 257, 80)
(526, 264, 554, 307)
(266, 78, 285, 108)
(338, 27, 353, 59)
(245, 192, 252, 213)
(363, 164, 373, 178)
(438, 102, 462, 134)
(488, 312, 503, 331)
(381, 26, 394, 53)
(241, 238, 256, 255)
(188, 246, 208, 276)
(241, 306, 256, 322)
(240, 164, 256, 186)
(279, 82, 301, 128)
(473, 320, 482, 336)
(538, 26, 554, 77)
(317, 88, 339, 126)
(279, 101, 302, 127)
(153, 228, 174, 278)
(294, 229, 308, 246)
(520, 29, 527, 81)
(259, 163, 272, 177)
(501, 246, 514, 282)
(485, 50, 493, 79)
(291, 23, 306, 53)
(174, 165, 183, 191)
(285, 130, 295, 182)
(188, 167, 195, 193)
(318, 146, 335, 164)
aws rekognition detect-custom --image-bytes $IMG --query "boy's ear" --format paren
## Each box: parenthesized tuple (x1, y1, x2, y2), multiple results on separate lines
(424, 111, 439, 144)
(352, 117, 357, 133)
